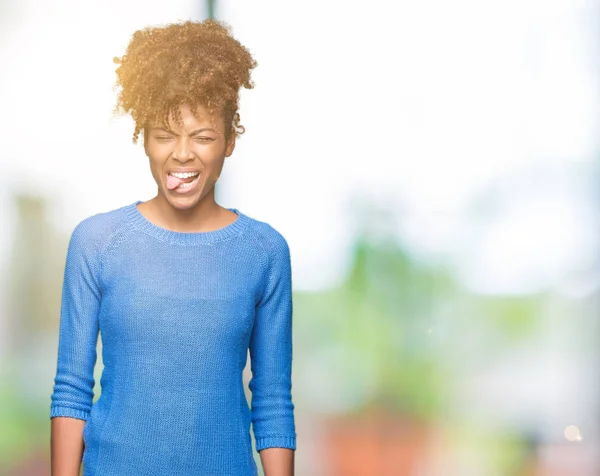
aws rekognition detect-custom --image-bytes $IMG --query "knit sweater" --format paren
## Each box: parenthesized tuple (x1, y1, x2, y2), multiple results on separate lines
(49, 200, 296, 476)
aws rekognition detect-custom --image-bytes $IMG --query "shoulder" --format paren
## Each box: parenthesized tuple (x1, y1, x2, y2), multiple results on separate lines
(243, 214, 291, 265)
(68, 203, 132, 258)
(242, 216, 292, 289)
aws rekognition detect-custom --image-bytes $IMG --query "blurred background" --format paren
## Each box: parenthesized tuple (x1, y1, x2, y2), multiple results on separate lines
(1, 0, 599, 474)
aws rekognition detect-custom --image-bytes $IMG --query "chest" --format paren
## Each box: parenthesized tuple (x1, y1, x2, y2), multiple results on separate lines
(97, 242, 262, 348)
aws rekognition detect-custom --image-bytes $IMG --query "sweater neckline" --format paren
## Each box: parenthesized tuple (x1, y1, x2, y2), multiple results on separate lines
(123, 200, 250, 245)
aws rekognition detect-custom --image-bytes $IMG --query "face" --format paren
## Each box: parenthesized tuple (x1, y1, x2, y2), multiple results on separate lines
(144, 103, 235, 210)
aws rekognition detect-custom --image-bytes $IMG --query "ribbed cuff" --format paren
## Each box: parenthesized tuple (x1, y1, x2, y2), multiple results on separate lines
(255, 436, 296, 452)
(50, 405, 90, 421)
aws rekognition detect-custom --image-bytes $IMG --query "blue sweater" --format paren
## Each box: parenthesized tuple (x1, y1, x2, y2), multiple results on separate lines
(49, 200, 296, 475)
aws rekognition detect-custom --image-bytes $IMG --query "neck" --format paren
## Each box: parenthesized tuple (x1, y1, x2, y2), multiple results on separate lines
(148, 190, 225, 233)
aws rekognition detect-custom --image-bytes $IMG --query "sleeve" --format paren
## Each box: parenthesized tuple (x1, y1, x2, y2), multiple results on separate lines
(49, 219, 102, 421)
(249, 231, 297, 452)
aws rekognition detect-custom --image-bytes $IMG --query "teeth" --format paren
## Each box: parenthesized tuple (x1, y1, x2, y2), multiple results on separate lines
(169, 172, 199, 178)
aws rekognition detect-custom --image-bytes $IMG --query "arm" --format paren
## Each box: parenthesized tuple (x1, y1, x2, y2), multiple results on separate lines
(259, 447, 295, 476)
(51, 417, 86, 476)
(50, 219, 102, 476)
(249, 231, 297, 476)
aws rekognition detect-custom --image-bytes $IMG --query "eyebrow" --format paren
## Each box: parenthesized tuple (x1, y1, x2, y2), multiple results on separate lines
(153, 127, 219, 135)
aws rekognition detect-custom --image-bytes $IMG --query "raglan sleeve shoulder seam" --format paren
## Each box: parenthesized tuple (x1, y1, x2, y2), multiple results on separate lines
(68, 215, 107, 293)
(70, 213, 131, 293)
(253, 223, 290, 303)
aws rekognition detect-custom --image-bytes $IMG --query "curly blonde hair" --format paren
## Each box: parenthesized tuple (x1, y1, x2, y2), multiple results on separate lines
(113, 19, 257, 144)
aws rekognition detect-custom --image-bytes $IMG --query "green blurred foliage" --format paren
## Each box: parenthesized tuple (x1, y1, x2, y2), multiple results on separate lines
(294, 217, 544, 423)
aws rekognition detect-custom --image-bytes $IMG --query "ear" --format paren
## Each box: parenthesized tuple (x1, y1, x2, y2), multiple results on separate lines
(225, 134, 236, 157)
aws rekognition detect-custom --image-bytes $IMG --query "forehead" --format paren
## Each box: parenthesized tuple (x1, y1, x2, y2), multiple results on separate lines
(150, 104, 223, 132)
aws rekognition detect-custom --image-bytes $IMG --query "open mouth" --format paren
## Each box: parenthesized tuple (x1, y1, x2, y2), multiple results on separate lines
(167, 172, 201, 194)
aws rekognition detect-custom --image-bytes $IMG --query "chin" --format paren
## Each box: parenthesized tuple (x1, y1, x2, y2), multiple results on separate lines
(162, 190, 202, 208)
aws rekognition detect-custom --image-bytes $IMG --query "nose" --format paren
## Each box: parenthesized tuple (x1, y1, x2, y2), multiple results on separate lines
(172, 137, 193, 161)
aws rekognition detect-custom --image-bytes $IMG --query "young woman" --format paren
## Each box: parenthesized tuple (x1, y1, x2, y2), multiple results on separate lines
(49, 19, 296, 476)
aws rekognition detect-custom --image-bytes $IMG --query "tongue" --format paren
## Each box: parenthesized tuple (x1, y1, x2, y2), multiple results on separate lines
(167, 174, 185, 190)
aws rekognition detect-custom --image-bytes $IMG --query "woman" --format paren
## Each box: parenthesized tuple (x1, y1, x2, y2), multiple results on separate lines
(49, 19, 296, 476)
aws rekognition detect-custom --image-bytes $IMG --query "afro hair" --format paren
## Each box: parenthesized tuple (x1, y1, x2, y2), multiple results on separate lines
(113, 19, 258, 144)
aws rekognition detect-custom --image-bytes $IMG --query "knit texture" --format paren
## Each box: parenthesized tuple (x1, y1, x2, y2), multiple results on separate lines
(49, 200, 296, 476)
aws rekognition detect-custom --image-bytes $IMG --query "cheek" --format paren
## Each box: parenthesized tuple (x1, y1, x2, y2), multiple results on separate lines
(147, 157, 166, 182)
(212, 160, 226, 177)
